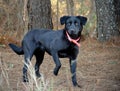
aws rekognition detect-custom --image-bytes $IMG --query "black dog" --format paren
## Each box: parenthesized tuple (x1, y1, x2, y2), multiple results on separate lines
(9, 16, 87, 87)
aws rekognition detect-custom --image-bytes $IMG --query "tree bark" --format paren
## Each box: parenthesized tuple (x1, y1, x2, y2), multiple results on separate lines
(114, 0, 120, 30)
(66, 0, 74, 15)
(95, 0, 120, 41)
(23, 0, 29, 35)
(56, 0, 59, 30)
(27, 0, 53, 30)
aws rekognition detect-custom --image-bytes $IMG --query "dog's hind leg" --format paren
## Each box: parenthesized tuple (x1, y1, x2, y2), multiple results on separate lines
(34, 49, 45, 77)
(23, 57, 31, 82)
(22, 43, 35, 82)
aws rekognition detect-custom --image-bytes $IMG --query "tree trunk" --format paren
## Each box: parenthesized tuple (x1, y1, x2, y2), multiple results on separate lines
(23, 0, 29, 35)
(66, 0, 74, 15)
(56, 0, 59, 30)
(114, 0, 120, 30)
(27, 0, 53, 30)
(95, 0, 120, 41)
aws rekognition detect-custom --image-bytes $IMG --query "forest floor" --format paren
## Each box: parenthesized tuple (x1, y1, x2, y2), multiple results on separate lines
(0, 37, 120, 91)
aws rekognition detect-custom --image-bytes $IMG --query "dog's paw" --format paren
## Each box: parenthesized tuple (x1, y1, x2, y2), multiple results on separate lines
(53, 70, 58, 76)
(23, 78, 29, 82)
(36, 72, 41, 78)
(73, 81, 81, 88)
(23, 76, 29, 82)
(76, 84, 81, 88)
(53, 65, 61, 76)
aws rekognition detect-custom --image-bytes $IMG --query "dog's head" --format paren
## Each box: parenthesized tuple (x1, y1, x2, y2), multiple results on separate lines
(60, 16, 87, 39)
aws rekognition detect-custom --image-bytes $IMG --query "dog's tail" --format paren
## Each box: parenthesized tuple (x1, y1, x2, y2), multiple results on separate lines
(9, 43, 24, 55)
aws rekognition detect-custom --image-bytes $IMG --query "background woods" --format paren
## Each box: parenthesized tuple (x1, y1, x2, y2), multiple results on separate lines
(0, 0, 120, 91)
(0, 0, 25, 44)
(0, 0, 97, 45)
(0, 0, 120, 45)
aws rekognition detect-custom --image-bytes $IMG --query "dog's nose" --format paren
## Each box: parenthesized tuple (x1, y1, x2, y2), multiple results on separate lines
(71, 29, 75, 34)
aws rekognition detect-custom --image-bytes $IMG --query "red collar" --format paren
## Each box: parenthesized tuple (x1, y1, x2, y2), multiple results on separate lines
(66, 31, 80, 47)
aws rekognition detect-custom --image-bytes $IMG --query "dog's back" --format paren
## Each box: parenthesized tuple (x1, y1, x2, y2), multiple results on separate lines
(9, 29, 52, 55)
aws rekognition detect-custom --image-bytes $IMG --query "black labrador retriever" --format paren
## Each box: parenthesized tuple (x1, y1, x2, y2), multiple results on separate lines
(9, 16, 87, 87)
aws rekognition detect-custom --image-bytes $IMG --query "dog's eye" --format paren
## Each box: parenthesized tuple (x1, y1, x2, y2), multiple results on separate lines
(67, 22, 72, 26)
(75, 22, 79, 26)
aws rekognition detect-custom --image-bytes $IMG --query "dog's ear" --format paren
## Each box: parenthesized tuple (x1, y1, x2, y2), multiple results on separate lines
(60, 16, 70, 25)
(76, 16, 87, 25)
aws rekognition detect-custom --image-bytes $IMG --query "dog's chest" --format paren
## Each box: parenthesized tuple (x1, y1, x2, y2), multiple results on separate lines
(58, 46, 74, 58)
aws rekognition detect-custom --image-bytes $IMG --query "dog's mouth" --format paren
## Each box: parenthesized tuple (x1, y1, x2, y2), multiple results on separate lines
(69, 34, 78, 39)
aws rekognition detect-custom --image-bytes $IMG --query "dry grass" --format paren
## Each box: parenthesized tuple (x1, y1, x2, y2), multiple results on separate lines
(22, 61, 52, 91)
(0, 52, 12, 91)
(0, 53, 53, 91)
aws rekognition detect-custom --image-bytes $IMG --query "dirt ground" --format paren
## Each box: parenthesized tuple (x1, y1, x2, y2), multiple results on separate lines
(0, 38, 120, 91)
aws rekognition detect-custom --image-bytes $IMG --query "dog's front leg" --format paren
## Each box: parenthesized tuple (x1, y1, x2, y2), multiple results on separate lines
(51, 51, 61, 76)
(70, 59, 80, 87)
